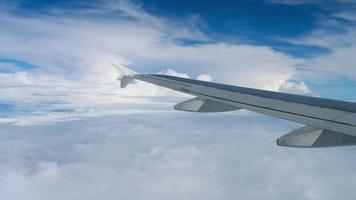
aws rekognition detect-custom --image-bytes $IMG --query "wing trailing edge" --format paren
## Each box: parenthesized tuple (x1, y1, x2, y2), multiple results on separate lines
(174, 97, 241, 113)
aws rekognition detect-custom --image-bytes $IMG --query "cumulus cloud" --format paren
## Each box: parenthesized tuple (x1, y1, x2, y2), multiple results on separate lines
(160, 69, 189, 78)
(0, 0, 310, 125)
(196, 74, 213, 82)
(143, 43, 300, 91)
(279, 81, 312, 95)
(0, 68, 191, 125)
(0, 0, 301, 87)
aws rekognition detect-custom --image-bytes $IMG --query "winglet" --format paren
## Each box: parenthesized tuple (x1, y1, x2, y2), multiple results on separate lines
(112, 63, 137, 88)
(119, 76, 132, 88)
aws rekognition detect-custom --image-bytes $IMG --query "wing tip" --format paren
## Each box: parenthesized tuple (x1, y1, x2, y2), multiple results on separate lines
(112, 63, 137, 77)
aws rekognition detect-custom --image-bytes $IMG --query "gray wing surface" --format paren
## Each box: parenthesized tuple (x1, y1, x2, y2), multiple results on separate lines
(121, 72, 356, 148)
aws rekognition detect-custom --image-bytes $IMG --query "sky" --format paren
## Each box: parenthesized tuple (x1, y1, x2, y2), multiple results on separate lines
(1, 0, 356, 199)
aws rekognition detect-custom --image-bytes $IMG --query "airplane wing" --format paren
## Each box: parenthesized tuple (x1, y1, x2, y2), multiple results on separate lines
(117, 66, 356, 148)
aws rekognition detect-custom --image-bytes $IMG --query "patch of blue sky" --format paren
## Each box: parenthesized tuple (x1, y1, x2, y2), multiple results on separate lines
(143, 0, 318, 33)
(263, 41, 331, 58)
(141, 0, 338, 58)
(16, 0, 94, 12)
(0, 102, 15, 114)
(0, 99, 72, 116)
(173, 38, 212, 46)
(305, 79, 356, 100)
(49, 108, 75, 113)
(0, 57, 37, 73)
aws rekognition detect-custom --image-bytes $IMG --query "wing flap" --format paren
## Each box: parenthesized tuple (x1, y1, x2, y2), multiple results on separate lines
(277, 126, 356, 147)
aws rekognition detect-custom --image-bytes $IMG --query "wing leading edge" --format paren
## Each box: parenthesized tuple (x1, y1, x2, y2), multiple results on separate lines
(119, 71, 356, 148)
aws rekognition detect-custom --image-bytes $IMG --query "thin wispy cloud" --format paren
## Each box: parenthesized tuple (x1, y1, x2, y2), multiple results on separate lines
(285, 7, 356, 82)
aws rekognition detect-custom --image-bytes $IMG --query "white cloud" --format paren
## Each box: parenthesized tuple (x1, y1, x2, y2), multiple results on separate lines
(196, 74, 213, 82)
(279, 81, 312, 95)
(160, 69, 189, 78)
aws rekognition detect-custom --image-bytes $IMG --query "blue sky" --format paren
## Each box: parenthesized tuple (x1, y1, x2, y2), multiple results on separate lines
(2, 1, 356, 199)
(13, 0, 350, 53)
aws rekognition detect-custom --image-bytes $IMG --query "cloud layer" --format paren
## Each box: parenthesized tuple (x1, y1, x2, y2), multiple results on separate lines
(1, 112, 356, 200)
